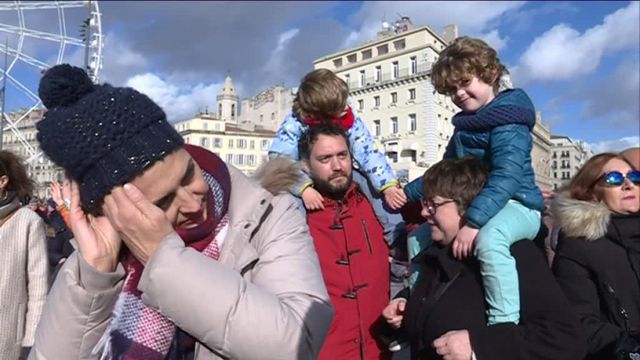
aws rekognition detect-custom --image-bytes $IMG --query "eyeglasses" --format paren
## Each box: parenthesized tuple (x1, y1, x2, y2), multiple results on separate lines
(421, 198, 456, 216)
(595, 170, 640, 187)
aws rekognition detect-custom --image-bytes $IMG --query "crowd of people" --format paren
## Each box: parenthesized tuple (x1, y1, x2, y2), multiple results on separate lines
(0, 35, 637, 360)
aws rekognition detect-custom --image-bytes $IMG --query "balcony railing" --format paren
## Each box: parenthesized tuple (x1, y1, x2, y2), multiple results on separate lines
(347, 64, 431, 91)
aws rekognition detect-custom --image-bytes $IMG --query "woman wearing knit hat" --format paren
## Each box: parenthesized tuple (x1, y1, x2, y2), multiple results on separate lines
(30, 64, 333, 360)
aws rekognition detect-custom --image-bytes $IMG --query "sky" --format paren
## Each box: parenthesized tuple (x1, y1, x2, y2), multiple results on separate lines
(2, 1, 639, 153)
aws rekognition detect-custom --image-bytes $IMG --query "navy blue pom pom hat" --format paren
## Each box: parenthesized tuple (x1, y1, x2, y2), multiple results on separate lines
(36, 64, 184, 215)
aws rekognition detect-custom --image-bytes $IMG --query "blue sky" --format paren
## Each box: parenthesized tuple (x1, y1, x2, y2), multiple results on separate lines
(3, 1, 639, 153)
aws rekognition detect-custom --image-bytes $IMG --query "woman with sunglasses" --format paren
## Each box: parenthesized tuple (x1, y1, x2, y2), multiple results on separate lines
(552, 153, 640, 360)
(382, 157, 586, 359)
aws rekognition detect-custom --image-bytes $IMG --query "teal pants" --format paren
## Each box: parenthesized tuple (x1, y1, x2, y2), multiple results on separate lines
(475, 200, 541, 325)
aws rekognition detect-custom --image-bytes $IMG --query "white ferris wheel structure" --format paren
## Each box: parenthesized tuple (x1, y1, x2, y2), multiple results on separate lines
(0, 0, 103, 165)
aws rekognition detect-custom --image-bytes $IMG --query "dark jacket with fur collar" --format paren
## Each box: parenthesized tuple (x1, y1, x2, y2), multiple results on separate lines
(552, 194, 640, 359)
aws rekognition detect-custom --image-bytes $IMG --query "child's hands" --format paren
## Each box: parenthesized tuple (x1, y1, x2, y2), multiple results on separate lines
(452, 225, 479, 259)
(383, 186, 407, 210)
(302, 187, 324, 211)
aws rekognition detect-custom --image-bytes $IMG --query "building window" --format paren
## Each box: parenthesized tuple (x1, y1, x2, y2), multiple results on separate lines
(373, 96, 380, 108)
(333, 58, 343, 68)
(271, 112, 275, 121)
(247, 154, 257, 166)
(213, 138, 222, 148)
(260, 114, 263, 123)
(347, 53, 357, 63)
(374, 120, 381, 136)
(375, 66, 381, 82)
(250, 140, 255, 149)
(261, 139, 270, 150)
(200, 137, 209, 147)
(231, 104, 235, 118)
(203, 123, 208, 131)
(410, 56, 417, 75)
(389, 152, 398, 163)
(392, 61, 399, 79)
(409, 88, 416, 100)
(393, 39, 406, 51)
(218, 104, 222, 118)
(215, 123, 221, 130)
(237, 139, 246, 149)
(390, 92, 397, 104)
(409, 114, 417, 132)
(226, 154, 233, 164)
(359, 70, 365, 87)
(228, 139, 234, 148)
(344, 74, 350, 86)
(358, 99, 364, 111)
(391, 117, 398, 134)
(235, 154, 244, 166)
(377, 44, 388, 56)
(362, 49, 372, 60)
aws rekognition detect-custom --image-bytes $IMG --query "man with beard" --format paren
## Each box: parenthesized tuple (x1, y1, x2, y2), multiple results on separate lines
(298, 124, 391, 359)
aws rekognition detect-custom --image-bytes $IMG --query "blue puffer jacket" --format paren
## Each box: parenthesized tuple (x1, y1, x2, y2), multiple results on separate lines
(405, 89, 544, 228)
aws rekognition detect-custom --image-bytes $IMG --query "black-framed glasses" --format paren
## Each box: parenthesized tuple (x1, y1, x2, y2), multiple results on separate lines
(421, 198, 456, 216)
(594, 170, 640, 187)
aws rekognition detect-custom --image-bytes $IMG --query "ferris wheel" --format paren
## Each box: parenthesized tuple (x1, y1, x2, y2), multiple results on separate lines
(0, 0, 103, 164)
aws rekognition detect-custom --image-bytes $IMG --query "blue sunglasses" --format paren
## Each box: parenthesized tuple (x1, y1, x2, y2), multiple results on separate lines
(596, 170, 640, 186)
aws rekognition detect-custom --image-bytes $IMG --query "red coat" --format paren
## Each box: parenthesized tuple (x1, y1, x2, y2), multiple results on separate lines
(307, 184, 390, 359)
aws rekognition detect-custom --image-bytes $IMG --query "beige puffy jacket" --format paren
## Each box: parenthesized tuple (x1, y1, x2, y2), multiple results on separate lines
(29, 164, 333, 359)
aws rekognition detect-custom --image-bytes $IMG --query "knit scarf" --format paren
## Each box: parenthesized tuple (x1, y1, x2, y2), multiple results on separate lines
(452, 89, 536, 131)
(302, 106, 355, 130)
(95, 144, 231, 360)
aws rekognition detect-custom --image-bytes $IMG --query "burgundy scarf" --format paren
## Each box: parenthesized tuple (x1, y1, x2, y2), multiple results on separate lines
(302, 105, 355, 130)
(96, 145, 231, 360)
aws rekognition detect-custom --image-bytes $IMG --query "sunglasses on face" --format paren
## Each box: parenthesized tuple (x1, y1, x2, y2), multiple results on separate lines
(421, 198, 456, 216)
(596, 170, 640, 187)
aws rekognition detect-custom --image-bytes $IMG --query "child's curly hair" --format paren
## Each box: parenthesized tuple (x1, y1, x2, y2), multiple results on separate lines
(431, 36, 507, 95)
(0, 150, 34, 200)
(292, 69, 349, 121)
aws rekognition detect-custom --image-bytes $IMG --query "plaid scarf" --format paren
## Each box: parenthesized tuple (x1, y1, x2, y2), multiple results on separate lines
(94, 144, 231, 360)
(302, 105, 355, 130)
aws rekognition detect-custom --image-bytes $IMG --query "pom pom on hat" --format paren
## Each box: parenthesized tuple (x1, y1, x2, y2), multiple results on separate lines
(38, 64, 96, 109)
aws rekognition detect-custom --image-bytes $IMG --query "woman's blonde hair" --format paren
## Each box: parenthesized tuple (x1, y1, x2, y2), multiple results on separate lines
(292, 69, 348, 120)
(431, 36, 506, 95)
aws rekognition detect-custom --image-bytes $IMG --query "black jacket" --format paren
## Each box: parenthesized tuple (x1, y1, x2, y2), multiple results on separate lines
(553, 194, 640, 359)
(403, 240, 586, 360)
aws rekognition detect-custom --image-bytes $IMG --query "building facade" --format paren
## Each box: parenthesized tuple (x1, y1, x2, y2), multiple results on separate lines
(2, 108, 64, 199)
(550, 135, 593, 190)
(530, 112, 554, 191)
(239, 85, 296, 131)
(313, 18, 458, 182)
(175, 112, 274, 175)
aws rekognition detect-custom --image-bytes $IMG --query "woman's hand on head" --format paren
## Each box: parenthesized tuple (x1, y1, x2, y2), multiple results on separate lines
(69, 180, 121, 272)
(102, 183, 175, 264)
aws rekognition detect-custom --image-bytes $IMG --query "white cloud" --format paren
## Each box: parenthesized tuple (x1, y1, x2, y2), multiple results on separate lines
(513, 1, 639, 83)
(100, 33, 150, 85)
(481, 29, 507, 51)
(589, 136, 640, 154)
(263, 28, 300, 75)
(125, 73, 222, 122)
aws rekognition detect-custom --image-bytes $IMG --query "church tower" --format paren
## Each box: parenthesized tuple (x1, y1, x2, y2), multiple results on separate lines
(216, 74, 238, 122)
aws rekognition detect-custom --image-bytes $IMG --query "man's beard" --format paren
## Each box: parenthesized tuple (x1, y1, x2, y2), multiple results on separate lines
(312, 171, 353, 200)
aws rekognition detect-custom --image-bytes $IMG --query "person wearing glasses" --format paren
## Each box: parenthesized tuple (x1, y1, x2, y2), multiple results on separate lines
(552, 153, 640, 360)
(382, 157, 586, 359)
